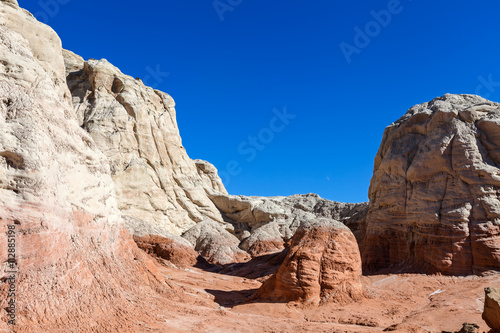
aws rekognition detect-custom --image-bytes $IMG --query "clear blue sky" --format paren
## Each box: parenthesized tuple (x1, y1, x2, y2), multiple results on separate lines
(21, 0, 500, 203)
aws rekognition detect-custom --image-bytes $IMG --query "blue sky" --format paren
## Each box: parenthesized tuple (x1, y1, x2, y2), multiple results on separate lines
(21, 0, 500, 203)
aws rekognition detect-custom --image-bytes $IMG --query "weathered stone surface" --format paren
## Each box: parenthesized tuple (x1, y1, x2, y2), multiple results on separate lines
(195, 159, 227, 194)
(456, 323, 480, 333)
(210, 192, 368, 243)
(483, 287, 500, 331)
(0, 3, 175, 331)
(182, 219, 250, 265)
(254, 218, 364, 305)
(240, 222, 285, 257)
(134, 234, 199, 267)
(64, 53, 226, 235)
(363, 94, 500, 275)
(123, 215, 199, 267)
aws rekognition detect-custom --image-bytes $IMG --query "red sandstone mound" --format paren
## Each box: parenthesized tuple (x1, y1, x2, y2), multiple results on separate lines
(363, 94, 500, 275)
(253, 218, 364, 305)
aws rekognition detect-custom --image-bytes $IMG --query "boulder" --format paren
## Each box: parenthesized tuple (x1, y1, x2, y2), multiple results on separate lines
(253, 218, 364, 305)
(457, 323, 479, 333)
(182, 219, 250, 265)
(483, 287, 500, 331)
(240, 222, 285, 257)
(123, 215, 199, 267)
(363, 94, 500, 275)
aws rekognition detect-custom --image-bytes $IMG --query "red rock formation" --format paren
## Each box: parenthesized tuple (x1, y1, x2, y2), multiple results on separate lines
(253, 218, 364, 305)
(363, 94, 500, 275)
(134, 234, 199, 267)
(483, 287, 500, 332)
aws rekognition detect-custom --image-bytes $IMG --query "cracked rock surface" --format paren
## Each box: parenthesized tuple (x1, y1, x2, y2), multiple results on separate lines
(63, 51, 226, 235)
(363, 94, 500, 275)
(253, 218, 364, 305)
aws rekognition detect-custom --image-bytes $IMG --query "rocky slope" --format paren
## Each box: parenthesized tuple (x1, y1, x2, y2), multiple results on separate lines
(0, 1, 177, 331)
(363, 94, 500, 275)
(63, 51, 227, 235)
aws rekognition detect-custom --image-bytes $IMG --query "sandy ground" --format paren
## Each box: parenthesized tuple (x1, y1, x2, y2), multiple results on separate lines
(140, 256, 500, 333)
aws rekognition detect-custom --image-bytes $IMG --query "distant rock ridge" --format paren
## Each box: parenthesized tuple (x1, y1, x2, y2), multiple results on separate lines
(363, 94, 500, 275)
(209, 192, 368, 256)
(61, 50, 369, 263)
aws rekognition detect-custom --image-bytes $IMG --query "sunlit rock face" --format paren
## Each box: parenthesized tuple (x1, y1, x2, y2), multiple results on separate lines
(363, 94, 500, 275)
(253, 218, 364, 305)
(0, 2, 175, 331)
(63, 50, 227, 235)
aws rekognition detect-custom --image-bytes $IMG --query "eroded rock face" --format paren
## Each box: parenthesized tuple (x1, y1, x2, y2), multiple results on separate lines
(483, 287, 500, 331)
(123, 215, 199, 267)
(210, 192, 368, 245)
(239, 222, 285, 257)
(363, 94, 500, 275)
(195, 159, 227, 194)
(63, 52, 226, 235)
(0, 3, 174, 331)
(182, 219, 250, 265)
(253, 218, 364, 305)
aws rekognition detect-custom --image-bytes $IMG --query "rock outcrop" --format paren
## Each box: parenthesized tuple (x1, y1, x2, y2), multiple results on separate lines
(483, 287, 500, 332)
(195, 159, 227, 194)
(0, 2, 176, 331)
(123, 215, 199, 267)
(363, 94, 500, 275)
(63, 52, 226, 235)
(239, 222, 285, 256)
(210, 193, 368, 249)
(253, 218, 364, 305)
(182, 219, 250, 265)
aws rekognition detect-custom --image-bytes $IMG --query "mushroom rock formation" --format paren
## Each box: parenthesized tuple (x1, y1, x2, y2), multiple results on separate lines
(253, 218, 364, 305)
(0, 2, 176, 331)
(363, 94, 500, 275)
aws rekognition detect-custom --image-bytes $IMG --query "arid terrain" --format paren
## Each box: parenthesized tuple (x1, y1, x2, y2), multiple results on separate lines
(1, 1, 500, 332)
(143, 258, 500, 333)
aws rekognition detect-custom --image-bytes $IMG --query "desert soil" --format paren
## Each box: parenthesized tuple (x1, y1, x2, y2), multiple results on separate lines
(134, 255, 499, 333)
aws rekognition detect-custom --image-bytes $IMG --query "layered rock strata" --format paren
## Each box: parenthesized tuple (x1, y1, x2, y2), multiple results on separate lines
(210, 193, 368, 256)
(63, 51, 226, 235)
(0, 2, 175, 331)
(253, 218, 364, 305)
(363, 94, 500, 275)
